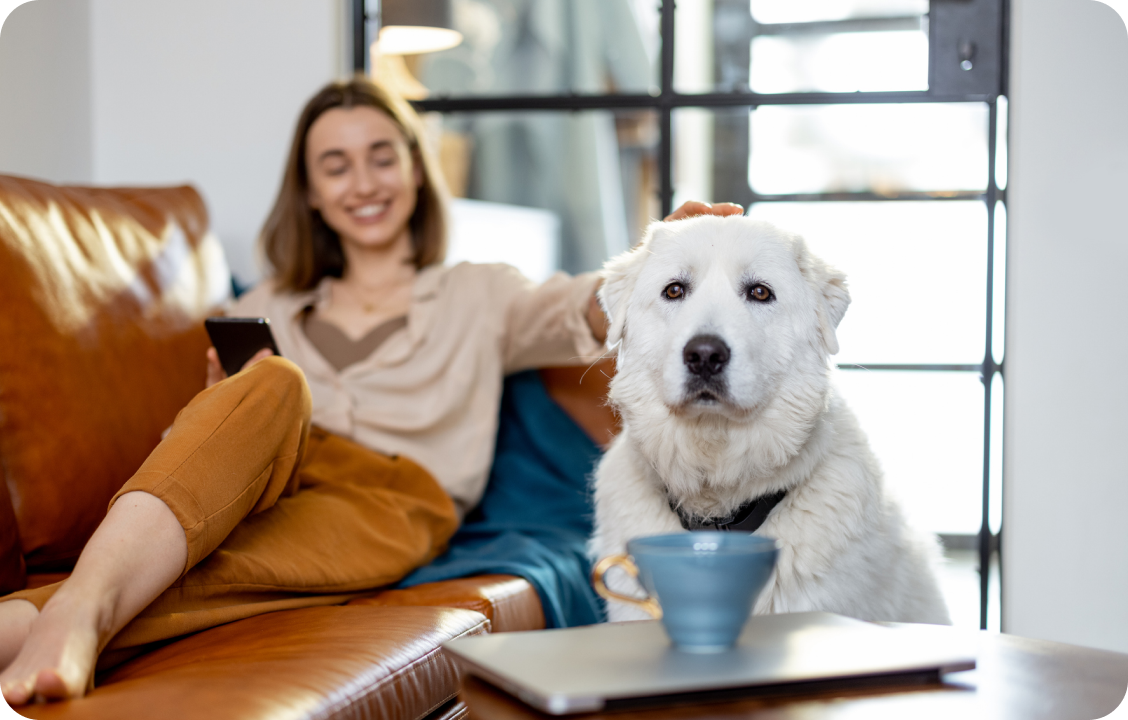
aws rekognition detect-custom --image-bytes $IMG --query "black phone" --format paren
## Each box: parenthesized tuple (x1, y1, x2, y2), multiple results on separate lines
(204, 317, 282, 377)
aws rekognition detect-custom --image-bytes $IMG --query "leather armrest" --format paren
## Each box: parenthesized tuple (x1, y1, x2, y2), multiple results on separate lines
(27, 606, 490, 720)
(350, 575, 545, 633)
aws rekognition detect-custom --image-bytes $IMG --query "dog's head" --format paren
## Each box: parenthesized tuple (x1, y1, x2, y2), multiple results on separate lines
(599, 216, 849, 423)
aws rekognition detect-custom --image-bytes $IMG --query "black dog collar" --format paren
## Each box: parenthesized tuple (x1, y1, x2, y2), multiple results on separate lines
(670, 488, 788, 533)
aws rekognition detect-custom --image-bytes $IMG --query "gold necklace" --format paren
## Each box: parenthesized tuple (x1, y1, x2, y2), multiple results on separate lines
(338, 278, 407, 315)
(353, 289, 382, 314)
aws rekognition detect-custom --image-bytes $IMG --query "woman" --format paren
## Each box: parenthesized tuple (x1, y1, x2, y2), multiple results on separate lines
(0, 78, 740, 705)
(226, 78, 615, 518)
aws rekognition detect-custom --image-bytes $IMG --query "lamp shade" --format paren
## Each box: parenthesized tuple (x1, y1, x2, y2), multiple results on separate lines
(381, 0, 451, 28)
(378, 0, 462, 55)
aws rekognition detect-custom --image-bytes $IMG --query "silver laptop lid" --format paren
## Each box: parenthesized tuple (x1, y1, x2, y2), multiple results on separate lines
(443, 612, 977, 715)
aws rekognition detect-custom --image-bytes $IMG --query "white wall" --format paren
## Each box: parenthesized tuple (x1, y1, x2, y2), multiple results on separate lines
(89, 0, 345, 284)
(0, 0, 348, 284)
(0, 0, 92, 183)
(1005, 0, 1128, 652)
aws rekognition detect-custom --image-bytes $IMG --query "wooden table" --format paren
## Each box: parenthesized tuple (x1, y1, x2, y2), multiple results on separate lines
(456, 629, 1128, 719)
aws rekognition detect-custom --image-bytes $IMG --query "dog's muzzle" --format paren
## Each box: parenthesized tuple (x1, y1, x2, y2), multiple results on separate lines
(683, 334, 730, 379)
(683, 334, 730, 402)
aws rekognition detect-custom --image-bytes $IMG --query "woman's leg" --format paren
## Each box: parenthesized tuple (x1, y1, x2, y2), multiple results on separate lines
(0, 357, 311, 705)
(0, 493, 186, 703)
(101, 427, 460, 653)
(2, 427, 459, 680)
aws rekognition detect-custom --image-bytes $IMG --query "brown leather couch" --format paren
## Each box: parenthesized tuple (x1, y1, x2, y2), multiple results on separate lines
(0, 174, 615, 719)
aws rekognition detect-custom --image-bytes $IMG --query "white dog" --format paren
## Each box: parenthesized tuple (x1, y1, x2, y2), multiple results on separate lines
(590, 216, 950, 625)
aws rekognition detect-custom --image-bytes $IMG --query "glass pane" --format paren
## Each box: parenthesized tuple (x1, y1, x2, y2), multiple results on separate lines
(672, 108, 716, 208)
(834, 370, 984, 535)
(750, 103, 990, 195)
(430, 109, 658, 274)
(987, 549, 1000, 632)
(996, 96, 1009, 190)
(990, 372, 1004, 535)
(750, 29, 927, 94)
(746, 201, 987, 365)
(407, 0, 659, 97)
(676, 0, 930, 94)
(992, 200, 1006, 364)
(751, 0, 929, 24)
(939, 548, 999, 631)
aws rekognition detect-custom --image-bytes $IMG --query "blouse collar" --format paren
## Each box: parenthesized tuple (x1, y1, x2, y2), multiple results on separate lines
(285, 264, 448, 369)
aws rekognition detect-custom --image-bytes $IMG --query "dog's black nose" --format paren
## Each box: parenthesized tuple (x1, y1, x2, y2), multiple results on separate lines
(683, 335, 731, 377)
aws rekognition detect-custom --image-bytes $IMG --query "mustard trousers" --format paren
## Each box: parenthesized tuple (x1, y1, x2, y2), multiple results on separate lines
(2, 357, 459, 656)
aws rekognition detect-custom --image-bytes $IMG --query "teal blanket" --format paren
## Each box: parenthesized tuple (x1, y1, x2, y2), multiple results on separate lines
(397, 370, 605, 627)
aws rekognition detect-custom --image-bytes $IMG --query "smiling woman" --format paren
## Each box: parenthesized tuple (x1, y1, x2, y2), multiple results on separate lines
(260, 81, 446, 300)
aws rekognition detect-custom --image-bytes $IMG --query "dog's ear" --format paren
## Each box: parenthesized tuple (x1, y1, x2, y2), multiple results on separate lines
(599, 223, 658, 346)
(796, 240, 850, 356)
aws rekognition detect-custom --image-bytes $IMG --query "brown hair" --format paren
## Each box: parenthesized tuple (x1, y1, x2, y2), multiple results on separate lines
(261, 77, 448, 292)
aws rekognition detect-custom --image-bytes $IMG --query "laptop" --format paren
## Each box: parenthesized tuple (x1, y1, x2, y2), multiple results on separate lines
(443, 611, 977, 715)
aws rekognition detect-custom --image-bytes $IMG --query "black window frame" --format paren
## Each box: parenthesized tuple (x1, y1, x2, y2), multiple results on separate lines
(353, 0, 1008, 630)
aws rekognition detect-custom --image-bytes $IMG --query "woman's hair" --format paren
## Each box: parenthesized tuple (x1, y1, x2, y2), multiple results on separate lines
(261, 77, 449, 292)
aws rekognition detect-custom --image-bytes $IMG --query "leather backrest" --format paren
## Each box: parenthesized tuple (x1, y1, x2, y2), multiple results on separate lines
(0, 175, 231, 572)
(539, 359, 619, 448)
(0, 476, 25, 594)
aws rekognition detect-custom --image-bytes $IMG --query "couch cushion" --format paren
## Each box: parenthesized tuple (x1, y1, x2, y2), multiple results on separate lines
(18, 605, 488, 720)
(0, 175, 231, 570)
(352, 574, 545, 633)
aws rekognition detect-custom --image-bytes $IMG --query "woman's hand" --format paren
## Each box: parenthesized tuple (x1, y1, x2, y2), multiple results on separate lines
(205, 347, 275, 389)
(664, 201, 744, 222)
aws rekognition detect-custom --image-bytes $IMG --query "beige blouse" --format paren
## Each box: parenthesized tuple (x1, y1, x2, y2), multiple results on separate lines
(231, 262, 605, 516)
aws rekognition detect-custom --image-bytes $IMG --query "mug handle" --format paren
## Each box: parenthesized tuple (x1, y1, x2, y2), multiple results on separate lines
(591, 554, 663, 619)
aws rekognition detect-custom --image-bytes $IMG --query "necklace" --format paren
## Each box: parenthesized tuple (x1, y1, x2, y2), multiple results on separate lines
(351, 286, 382, 314)
(335, 277, 410, 315)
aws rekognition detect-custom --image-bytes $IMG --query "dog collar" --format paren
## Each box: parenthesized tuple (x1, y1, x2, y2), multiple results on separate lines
(670, 488, 788, 533)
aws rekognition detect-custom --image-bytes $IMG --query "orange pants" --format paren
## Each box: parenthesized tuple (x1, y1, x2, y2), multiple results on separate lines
(2, 357, 458, 656)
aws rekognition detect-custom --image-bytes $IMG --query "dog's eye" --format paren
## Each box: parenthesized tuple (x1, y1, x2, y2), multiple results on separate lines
(664, 283, 685, 300)
(747, 284, 773, 302)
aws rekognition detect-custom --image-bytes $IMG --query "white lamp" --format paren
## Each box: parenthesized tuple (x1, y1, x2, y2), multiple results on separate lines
(378, 26, 462, 56)
(371, 0, 463, 99)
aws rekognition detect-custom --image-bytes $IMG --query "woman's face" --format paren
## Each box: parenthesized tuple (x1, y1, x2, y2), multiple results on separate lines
(304, 106, 423, 252)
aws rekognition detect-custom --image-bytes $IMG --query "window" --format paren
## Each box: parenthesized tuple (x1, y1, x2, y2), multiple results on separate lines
(353, 0, 1007, 631)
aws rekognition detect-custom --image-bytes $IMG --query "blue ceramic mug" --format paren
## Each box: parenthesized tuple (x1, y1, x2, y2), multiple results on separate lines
(592, 532, 780, 652)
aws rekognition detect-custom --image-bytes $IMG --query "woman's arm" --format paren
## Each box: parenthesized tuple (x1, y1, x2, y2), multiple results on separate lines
(582, 201, 744, 342)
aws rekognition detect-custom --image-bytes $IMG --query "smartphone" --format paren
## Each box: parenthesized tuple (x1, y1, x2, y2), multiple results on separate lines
(204, 317, 282, 377)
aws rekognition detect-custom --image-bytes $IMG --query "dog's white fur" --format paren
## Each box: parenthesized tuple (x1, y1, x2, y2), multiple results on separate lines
(590, 216, 950, 625)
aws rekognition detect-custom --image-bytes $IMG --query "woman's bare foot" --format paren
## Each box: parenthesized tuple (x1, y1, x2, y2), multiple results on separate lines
(0, 589, 112, 705)
(0, 491, 186, 705)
